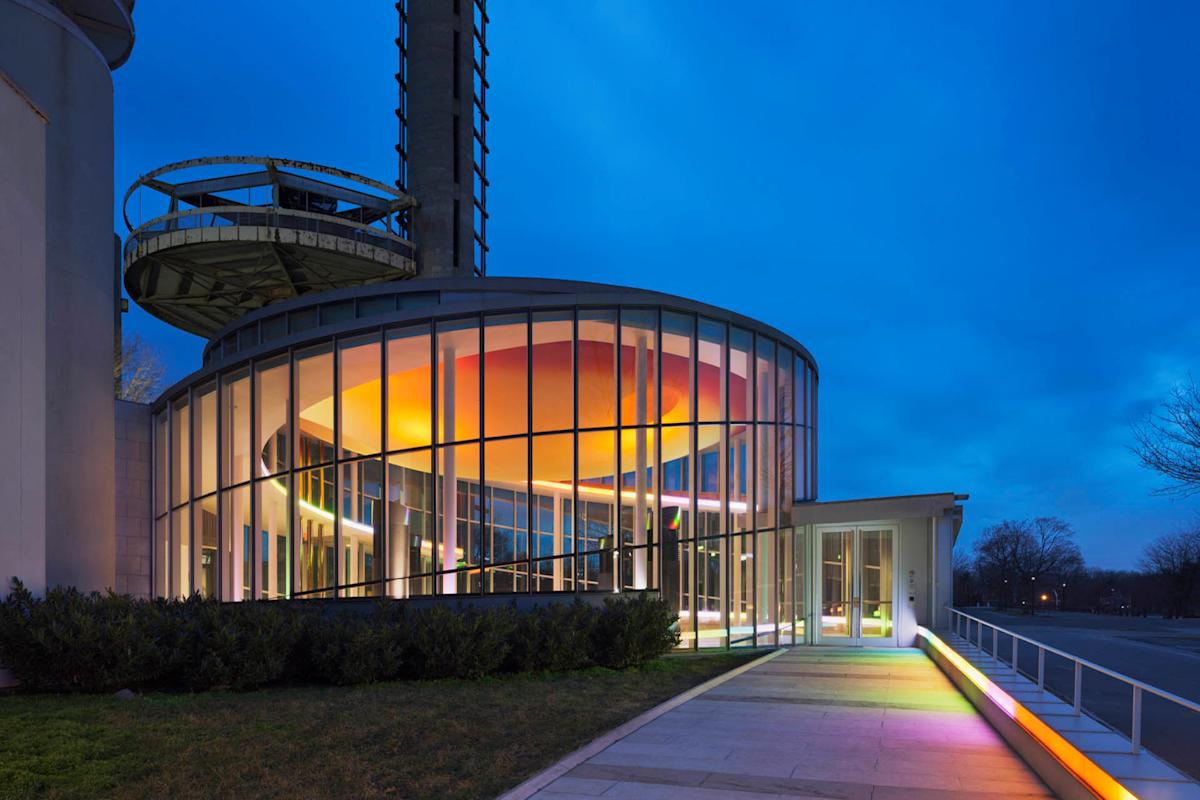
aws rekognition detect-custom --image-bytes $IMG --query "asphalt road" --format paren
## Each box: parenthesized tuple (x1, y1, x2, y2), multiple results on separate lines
(965, 609, 1200, 780)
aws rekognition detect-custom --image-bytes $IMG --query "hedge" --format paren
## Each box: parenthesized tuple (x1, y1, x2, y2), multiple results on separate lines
(0, 579, 680, 693)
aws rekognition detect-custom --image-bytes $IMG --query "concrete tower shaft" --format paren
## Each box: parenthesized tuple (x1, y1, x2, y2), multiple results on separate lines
(398, 0, 489, 279)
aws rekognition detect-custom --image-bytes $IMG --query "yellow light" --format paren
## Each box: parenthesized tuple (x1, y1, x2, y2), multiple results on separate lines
(1040, 593, 1049, 602)
(917, 627, 1137, 800)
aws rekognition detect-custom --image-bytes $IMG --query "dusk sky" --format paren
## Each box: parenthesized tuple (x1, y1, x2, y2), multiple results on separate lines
(113, 2, 1200, 570)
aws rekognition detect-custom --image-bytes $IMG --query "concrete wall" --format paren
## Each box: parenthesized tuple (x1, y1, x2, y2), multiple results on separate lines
(0, 0, 118, 592)
(897, 516, 930, 645)
(115, 400, 152, 598)
(0, 70, 48, 596)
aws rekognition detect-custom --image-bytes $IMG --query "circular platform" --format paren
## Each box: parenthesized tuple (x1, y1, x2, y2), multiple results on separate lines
(122, 156, 418, 338)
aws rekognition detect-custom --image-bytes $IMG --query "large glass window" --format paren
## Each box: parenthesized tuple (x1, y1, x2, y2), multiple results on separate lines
(342, 458, 382, 596)
(255, 355, 289, 477)
(531, 311, 573, 433)
(729, 327, 753, 423)
(194, 495, 217, 598)
(620, 426, 655, 590)
(221, 369, 250, 487)
(532, 433, 573, 592)
(387, 449, 433, 597)
(438, 442, 480, 594)
(296, 465, 335, 597)
(577, 310, 616, 428)
(620, 309, 657, 427)
(193, 382, 217, 498)
(730, 533, 754, 647)
(221, 486, 251, 600)
(484, 314, 527, 438)
(387, 325, 432, 452)
(697, 318, 726, 423)
(660, 312, 692, 424)
(438, 319, 481, 444)
(697, 535, 726, 648)
(756, 424, 776, 531)
(577, 429, 616, 591)
(170, 506, 189, 597)
(170, 397, 189, 507)
(483, 437, 528, 592)
(255, 477, 290, 599)
(295, 343, 334, 469)
(730, 423, 752, 534)
(755, 336, 775, 422)
(697, 424, 724, 537)
(340, 334, 381, 459)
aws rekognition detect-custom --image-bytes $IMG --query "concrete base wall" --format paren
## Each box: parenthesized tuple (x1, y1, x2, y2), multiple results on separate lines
(115, 400, 152, 598)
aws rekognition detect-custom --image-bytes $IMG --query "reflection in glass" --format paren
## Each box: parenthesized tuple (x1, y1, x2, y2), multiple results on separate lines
(221, 369, 250, 487)
(755, 335, 775, 422)
(756, 424, 776, 531)
(532, 311, 573, 432)
(387, 449, 433, 597)
(438, 319, 480, 443)
(194, 495, 217, 597)
(483, 437, 528, 592)
(438, 442, 480, 594)
(696, 536, 726, 647)
(155, 515, 168, 598)
(532, 434, 573, 591)
(170, 397, 189, 507)
(730, 423, 752, 533)
(821, 529, 853, 637)
(340, 334, 381, 459)
(342, 458, 382, 596)
(757, 529, 776, 646)
(620, 427, 655, 590)
(697, 318, 726, 422)
(295, 343, 334, 469)
(794, 527, 806, 640)
(729, 327, 752, 422)
(255, 477, 290, 599)
(861, 529, 893, 638)
(779, 528, 794, 644)
(730, 533, 754, 647)
(221, 486, 251, 600)
(620, 309, 656, 427)
(578, 430, 616, 591)
(387, 325, 432, 451)
(171, 506, 189, 597)
(661, 312, 692, 424)
(577, 309, 616, 428)
(154, 412, 168, 516)
(296, 466, 335, 597)
(193, 382, 217, 497)
(255, 355, 289, 477)
(484, 314, 527, 437)
(697, 425, 724, 537)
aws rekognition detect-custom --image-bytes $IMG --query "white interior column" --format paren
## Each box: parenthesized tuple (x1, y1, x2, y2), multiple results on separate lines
(441, 343, 457, 594)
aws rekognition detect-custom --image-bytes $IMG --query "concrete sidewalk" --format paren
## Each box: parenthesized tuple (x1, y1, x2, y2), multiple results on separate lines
(529, 648, 1053, 800)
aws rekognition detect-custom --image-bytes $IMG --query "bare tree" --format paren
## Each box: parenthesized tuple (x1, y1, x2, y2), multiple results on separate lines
(973, 517, 1084, 612)
(1133, 377, 1200, 496)
(1141, 527, 1200, 618)
(114, 335, 165, 403)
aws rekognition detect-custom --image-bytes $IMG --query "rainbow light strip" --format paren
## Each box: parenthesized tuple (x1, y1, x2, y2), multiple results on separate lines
(916, 626, 1137, 800)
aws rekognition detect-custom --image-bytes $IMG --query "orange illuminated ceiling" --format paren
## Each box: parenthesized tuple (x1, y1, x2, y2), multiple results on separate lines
(293, 340, 745, 480)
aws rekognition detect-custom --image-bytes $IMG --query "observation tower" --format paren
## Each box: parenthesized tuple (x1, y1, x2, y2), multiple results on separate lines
(121, 1, 487, 338)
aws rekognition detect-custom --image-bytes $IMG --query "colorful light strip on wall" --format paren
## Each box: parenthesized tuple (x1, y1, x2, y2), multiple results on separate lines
(916, 626, 1137, 800)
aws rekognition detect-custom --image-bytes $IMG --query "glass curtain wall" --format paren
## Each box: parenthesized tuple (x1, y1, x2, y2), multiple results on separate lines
(151, 305, 817, 649)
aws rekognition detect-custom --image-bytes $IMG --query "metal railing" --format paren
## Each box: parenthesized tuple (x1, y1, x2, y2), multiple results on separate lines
(124, 205, 415, 265)
(946, 607, 1200, 755)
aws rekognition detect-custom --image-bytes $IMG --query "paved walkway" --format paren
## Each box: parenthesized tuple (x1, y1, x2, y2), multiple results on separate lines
(531, 648, 1054, 800)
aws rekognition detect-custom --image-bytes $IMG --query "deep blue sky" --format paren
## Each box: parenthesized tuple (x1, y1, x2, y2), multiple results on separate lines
(114, 2, 1200, 569)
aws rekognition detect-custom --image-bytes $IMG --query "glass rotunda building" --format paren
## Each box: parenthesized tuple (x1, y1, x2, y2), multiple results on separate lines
(150, 277, 818, 648)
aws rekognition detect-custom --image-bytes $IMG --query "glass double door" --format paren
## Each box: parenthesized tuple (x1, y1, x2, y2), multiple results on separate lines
(818, 526, 895, 645)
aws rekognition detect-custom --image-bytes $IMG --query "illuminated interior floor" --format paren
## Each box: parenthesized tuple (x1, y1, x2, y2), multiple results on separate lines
(530, 648, 1054, 799)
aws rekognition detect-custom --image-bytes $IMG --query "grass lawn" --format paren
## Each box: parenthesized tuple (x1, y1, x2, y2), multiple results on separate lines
(0, 650, 758, 800)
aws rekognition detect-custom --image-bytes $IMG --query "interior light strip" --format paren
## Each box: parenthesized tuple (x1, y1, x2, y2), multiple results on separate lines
(916, 626, 1137, 800)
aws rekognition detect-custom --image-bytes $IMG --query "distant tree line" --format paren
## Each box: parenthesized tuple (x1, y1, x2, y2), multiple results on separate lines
(954, 518, 1200, 618)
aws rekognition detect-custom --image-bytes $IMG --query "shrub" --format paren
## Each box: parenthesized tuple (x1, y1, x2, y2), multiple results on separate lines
(405, 604, 516, 679)
(308, 612, 403, 685)
(590, 595, 680, 669)
(505, 601, 597, 673)
(0, 579, 167, 692)
(162, 596, 306, 691)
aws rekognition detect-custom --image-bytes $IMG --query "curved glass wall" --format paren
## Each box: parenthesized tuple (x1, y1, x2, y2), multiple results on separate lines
(153, 305, 818, 648)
